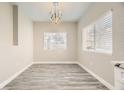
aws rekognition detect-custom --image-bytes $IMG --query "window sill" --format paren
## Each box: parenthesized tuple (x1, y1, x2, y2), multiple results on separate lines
(44, 46, 67, 50)
(83, 49, 112, 55)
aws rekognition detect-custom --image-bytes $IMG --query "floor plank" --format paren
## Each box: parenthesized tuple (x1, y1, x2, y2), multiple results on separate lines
(3, 64, 108, 90)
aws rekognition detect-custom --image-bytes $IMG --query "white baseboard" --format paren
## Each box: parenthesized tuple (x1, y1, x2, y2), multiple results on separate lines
(33, 61, 78, 64)
(0, 62, 33, 89)
(78, 62, 114, 90)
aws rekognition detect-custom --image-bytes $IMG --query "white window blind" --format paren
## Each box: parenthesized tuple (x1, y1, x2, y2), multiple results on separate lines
(95, 11, 112, 53)
(83, 11, 112, 53)
(83, 24, 95, 50)
(44, 32, 67, 50)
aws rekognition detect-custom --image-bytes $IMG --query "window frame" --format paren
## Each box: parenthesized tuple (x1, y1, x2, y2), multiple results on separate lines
(43, 32, 67, 50)
(82, 11, 112, 54)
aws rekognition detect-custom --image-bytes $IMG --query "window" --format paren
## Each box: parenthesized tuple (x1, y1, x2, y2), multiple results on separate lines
(83, 24, 95, 50)
(83, 11, 112, 54)
(44, 32, 67, 50)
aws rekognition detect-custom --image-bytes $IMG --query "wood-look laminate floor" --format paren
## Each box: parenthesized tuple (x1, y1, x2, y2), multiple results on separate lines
(3, 64, 108, 90)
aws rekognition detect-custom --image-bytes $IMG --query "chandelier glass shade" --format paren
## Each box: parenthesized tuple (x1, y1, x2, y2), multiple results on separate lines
(49, 2, 62, 24)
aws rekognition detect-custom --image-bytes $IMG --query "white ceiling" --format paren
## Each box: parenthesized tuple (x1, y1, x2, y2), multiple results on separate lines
(13, 2, 91, 22)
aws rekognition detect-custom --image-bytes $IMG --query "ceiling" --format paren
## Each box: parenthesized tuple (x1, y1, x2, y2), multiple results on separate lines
(13, 2, 91, 22)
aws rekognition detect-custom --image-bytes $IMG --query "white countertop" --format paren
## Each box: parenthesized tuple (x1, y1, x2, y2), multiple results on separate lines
(111, 61, 124, 65)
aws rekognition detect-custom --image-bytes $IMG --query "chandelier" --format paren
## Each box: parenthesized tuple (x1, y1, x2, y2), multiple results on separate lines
(49, 2, 62, 24)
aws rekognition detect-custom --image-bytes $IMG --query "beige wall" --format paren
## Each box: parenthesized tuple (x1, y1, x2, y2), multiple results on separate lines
(78, 2, 124, 86)
(0, 3, 33, 85)
(33, 22, 77, 62)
